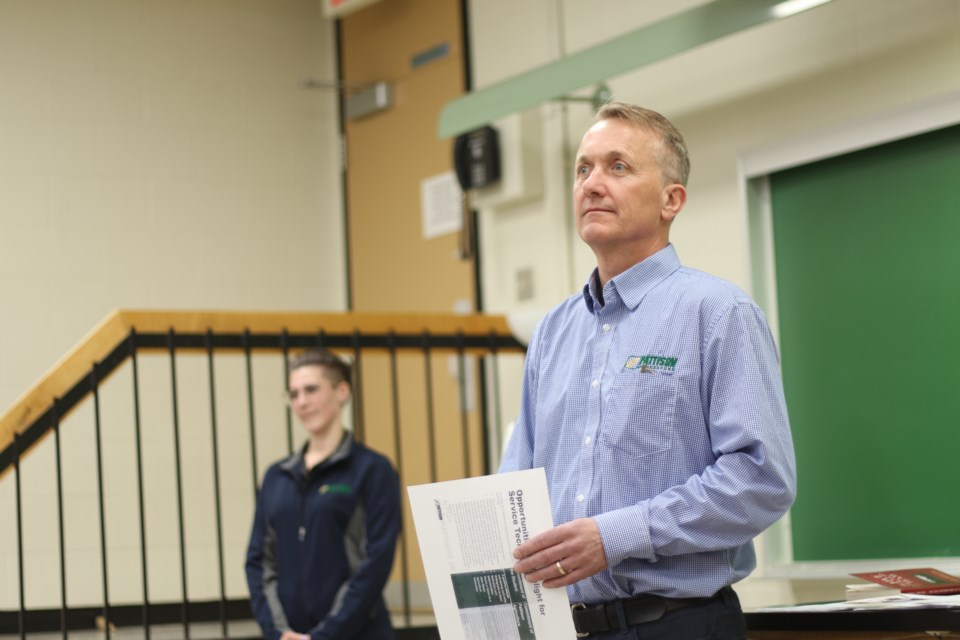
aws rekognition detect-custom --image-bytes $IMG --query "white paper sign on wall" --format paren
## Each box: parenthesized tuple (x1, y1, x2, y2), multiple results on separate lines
(421, 171, 463, 240)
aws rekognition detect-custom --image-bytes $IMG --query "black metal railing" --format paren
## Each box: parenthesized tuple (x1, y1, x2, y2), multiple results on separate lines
(0, 311, 526, 640)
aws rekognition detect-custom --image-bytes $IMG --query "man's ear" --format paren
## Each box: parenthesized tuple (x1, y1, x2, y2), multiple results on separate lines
(661, 184, 687, 223)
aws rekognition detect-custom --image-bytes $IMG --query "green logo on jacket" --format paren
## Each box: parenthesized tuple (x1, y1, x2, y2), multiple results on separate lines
(319, 483, 353, 495)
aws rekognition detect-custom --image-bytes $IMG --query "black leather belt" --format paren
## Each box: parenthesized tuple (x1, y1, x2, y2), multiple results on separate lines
(570, 590, 722, 637)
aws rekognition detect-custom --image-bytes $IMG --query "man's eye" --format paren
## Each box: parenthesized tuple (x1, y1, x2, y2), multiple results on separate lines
(304, 385, 320, 395)
(613, 161, 626, 171)
(577, 165, 590, 177)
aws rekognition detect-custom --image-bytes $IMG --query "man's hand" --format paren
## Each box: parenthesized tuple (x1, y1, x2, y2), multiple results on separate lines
(512, 517, 608, 588)
(280, 632, 308, 640)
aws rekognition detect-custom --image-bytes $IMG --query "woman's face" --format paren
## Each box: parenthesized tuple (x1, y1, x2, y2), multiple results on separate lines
(287, 365, 348, 437)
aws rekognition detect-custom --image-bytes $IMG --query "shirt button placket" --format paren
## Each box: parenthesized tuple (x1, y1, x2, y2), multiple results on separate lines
(578, 312, 611, 519)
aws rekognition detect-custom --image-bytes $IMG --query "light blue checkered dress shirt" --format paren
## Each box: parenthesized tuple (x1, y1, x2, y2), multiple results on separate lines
(499, 244, 796, 604)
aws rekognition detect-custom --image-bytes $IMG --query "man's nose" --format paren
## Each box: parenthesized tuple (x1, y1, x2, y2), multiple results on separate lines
(581, 169, 605, 195)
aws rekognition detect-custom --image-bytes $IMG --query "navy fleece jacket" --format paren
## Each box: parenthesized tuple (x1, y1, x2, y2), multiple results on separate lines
(245, 434, 401, 640)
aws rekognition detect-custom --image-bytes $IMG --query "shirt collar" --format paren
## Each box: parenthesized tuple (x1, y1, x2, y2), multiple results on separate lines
(282, 430, 354, 476)
(582, 244, 682, 313)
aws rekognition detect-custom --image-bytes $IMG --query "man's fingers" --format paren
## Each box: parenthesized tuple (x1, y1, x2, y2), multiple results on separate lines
(511, 518, 608, 587)
(512, 542, 575, 575)
(520, 554, 596, 588)
(512, 526, 563, 559)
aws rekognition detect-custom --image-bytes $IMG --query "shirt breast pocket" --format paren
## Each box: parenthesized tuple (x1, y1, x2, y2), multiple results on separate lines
(601, 372, 678, 459)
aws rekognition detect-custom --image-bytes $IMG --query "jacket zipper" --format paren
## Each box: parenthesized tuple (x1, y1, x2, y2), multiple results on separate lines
(299, 477, 309, 612)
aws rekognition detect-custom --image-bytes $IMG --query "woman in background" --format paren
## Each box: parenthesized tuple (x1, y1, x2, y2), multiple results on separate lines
(246, 349, 401, 640)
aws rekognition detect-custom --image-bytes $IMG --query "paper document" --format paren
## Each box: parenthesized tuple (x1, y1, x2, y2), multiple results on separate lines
(407, 468, 578, 640)
(756, 592, 960, 612)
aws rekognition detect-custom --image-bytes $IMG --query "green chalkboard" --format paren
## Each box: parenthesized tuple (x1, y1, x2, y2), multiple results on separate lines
(770, 123, 960, 562)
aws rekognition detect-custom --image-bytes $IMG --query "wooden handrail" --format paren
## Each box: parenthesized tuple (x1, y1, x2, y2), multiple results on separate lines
(0, 308, 521, 468)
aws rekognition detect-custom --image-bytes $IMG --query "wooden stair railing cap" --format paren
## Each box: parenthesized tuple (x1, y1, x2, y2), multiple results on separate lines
(1, 308, 520, 466)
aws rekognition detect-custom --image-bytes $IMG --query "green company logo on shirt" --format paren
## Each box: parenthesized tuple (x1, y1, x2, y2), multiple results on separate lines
(624, 355, 678, 374)
(319, 483, 353, 495)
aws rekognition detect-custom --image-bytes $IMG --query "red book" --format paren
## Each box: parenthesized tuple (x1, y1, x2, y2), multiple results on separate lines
(851, 568, 960, 595)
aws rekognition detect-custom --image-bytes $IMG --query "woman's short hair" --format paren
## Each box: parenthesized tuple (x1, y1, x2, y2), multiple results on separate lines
(289, 349, 351, 388)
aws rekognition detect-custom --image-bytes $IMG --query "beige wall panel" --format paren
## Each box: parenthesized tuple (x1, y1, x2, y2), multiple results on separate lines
(0, 0, 345, 609)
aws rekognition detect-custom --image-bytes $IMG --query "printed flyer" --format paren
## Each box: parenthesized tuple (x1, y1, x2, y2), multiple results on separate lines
(407, 468, 578, 640)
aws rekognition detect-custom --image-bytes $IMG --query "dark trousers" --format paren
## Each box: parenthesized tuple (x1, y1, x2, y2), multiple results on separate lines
(584, 587, 747, 640)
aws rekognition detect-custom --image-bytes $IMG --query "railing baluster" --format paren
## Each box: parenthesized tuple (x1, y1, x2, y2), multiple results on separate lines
(53, 399, 67, 639)
(477, 357, 492, 476)
(455, 332, 470, 478)
(351, 331, 365, 442)
(421, 332, 439, 484)
(129, 331, 151, 639)
(91, 364, 111, 640)
(168, 329, 191, 640)
(280, 329, 294, 455)
(14, 431, 25, 640)
(204, 329, 229, 638)
(488, 333, 505, 471)
(243, 329, 259, 498)
(386, 334, 411, 627)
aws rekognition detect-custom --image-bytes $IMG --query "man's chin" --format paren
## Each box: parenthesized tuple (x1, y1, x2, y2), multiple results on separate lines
(577, 223, 614, 246)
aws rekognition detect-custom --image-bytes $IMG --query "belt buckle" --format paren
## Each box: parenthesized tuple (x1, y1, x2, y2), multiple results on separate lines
(570, 602, 590, 638)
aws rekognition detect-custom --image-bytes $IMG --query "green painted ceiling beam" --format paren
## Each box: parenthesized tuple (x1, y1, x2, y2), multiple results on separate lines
(439, 0, 831, 138)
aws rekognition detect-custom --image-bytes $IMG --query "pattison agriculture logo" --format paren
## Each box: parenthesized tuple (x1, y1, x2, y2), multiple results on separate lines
(319, 484, 353, 495)
(624, 355, 677, 374)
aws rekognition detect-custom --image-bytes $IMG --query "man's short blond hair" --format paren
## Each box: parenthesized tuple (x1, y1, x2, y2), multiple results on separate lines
(595, 102, 690, 187)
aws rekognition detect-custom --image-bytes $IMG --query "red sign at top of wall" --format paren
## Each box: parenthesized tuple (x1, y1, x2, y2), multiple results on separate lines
(322, 0, 382, 19)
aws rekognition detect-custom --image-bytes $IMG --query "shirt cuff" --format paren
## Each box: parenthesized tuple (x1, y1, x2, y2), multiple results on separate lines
(592, 502, 655, 565)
